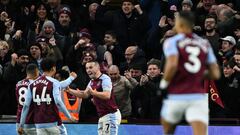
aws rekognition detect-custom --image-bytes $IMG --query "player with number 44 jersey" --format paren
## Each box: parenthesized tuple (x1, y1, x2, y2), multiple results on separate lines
(159, 11, 220, 135)
(19, 58, 76, 135)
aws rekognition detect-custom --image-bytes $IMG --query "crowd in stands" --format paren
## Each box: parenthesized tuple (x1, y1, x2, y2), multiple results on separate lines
(0, 0, 240, 122)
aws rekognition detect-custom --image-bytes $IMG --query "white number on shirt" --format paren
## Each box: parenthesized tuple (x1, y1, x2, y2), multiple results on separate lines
(18, 87, 27, 106)
(184, 46, 201, 73)
(32, 86, 52, 105)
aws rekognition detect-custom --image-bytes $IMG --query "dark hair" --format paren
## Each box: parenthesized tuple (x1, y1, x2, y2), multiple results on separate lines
(147, 58, 161, 69)
(223, 59, 235, 68)
(26, 63, 38, 74)
(40, 58, 56, 72)
(105, 30, 117, 39)
(178, 11, 195, 27)
(56, 69, 69, 80)
(205, 14, 217, 23)
(35, 1, 51, 19)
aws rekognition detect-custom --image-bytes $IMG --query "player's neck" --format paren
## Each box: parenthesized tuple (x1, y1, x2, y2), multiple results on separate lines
(94, 72, 102, 79)
(26, 75, 37, 80)
(43, 71, 54, 77)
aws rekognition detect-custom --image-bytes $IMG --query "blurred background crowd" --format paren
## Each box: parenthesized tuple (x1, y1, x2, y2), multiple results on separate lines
(0, 0, 240, 124)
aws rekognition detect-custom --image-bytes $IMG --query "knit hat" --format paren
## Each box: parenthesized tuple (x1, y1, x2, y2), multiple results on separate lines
(58, 6, 71, 16)
(182, 0, 193, 7)
(79, 28, 91, 39)
(42, 20, 55, 31)
(36, 36, 48, 43)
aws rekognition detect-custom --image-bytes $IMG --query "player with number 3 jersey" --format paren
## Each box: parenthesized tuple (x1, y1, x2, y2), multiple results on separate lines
(159, 11, 220, 135)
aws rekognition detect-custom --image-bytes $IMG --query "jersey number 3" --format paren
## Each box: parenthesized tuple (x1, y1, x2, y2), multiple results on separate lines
(32, 86, 52, 105)
(184, 46, 201, 73)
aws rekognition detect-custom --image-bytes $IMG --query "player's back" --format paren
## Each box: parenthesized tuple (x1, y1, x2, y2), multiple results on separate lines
(29, 75, 60, 124)
(16, 79, 33, 124)
(165, 33, 210, 94)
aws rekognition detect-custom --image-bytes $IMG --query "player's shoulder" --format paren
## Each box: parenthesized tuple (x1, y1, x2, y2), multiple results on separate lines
(100, 74, 111, 80)
(164, 34, 185, 45)
(45, 76, 60, 84)
(193, 33, 209, 44)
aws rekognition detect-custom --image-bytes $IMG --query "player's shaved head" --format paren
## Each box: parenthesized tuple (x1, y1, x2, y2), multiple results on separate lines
(26, 63, 39, 79)
(86, 61, 100, 69)
(177, 11, 195, 29)
(26, 63, 38, 74)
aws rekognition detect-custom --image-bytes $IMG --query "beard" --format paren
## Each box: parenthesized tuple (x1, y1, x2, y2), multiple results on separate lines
(206, 28, 215, 33)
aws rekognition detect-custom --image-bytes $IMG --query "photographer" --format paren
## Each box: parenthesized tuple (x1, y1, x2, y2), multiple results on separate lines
(138, 58, 163, 119)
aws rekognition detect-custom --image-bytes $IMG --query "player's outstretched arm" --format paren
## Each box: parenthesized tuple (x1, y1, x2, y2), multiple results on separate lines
(60, 72, 77, 90)
(65, 87, 90, 99)
(53, 81, 72, 120)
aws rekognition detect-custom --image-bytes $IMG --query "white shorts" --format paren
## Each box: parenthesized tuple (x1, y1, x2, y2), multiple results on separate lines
(16, 123, 37, 135)
(161, 94, 209, 125)
(98, 109, 122, 135)
(59, 124, 67, 135)
(36, 126, 60, 135)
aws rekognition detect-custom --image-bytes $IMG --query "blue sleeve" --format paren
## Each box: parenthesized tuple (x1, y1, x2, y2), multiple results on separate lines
(60, 76, 74, 90)
(53, 81, 71, 119)
(102, 75, 112, 92)
(206, 44, 217, 64)
(19, 86, 32, 127)
(163, 37, 179, 57)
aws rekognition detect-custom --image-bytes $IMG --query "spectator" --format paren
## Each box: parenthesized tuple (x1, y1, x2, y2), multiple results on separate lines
(102, 30, 124, 66)
(36, 35, 63, 67)
(96, 0, 150, 50)
(181, 0, 193, 11)
(48, 0, 62, 24)
(233, 53, 240, 73)
(0, 40, 11, 66)
(138, 58, 162, 119)
(108, 65, 138, 118)
(40, 20, 66, 56)
(219, 36, 236, 63)
(29, 42, 43, 74)
(195, 0, 216, 29)
(217, 61, 240, 117)
(66, 28, 96, 71)
(55, 6, 78, 61)
(27, 2, 50, 45)
(2, 49, 29, 114)
(121, 46, 147, 74)
(203, 15, 220, 57)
